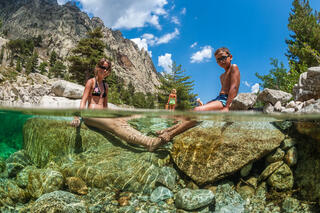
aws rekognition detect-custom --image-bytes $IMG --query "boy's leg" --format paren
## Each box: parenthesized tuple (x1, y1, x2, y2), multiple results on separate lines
(194, 100, 224, 111)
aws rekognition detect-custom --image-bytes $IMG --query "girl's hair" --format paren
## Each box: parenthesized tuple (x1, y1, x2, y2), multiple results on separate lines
(171, 89, 176, 93)
(214, 47, 231, 56)
(94, 58, 111, 76)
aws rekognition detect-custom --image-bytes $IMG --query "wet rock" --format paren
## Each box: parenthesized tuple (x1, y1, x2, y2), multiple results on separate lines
(27, 168, 64, 199)
(30, 190, 86, 213)
(16, 166, 37, 188)
(263, 103, 274, 113)
(266, 148, 285, 163)
(230, 93, 257, 110)
(0, 158, 8, 178)
(295, 121, 320, 143)
(246, 177, 258, 188)
(214, 184, 245, 213)
(259, 161, 284, 182)
(150, 186, 173, 203)
(0, 179, 29, 204)
(274, 101, 282, 111)
(118, 196, 131, 207)
(282, 197, 300, 213)
(156, 167, 177, 190)
(285, 147, 298, 167)
(66, 177, 88, 195)
(5, 150, 32, 177)
(295, 137, 320, 202)
(171, 121, 285, 185)
(258, 88, 292, 105)
(240, 163, 252, 177)
(281, 108, 295, 113)
(280, 138, 297, 151)
(267, 163, 293, 190)
(175, 188, 214, 211)
(237, 185, 255, 199)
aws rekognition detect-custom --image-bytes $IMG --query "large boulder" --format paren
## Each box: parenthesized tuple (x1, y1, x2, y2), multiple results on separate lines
(293, 66, 320, 101)
(257, 88, 292, 105)
(230, 93, 257, 110)
(52, 80, 84, 99)
(171, 121, 285, 184)
(23, 118, 171, 194)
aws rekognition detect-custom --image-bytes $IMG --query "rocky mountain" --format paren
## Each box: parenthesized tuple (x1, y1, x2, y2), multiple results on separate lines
(0, 0, 160, 93)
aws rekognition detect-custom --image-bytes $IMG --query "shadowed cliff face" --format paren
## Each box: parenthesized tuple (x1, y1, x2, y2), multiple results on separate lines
(0, 0, 161, 94)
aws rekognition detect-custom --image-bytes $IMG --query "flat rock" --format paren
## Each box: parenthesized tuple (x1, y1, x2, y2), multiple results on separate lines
(24, 118, 171, 194)
(175, 188, 214, 211)
(171, 121, 285, 184)
(257, 88, 292, 105)
(52, 80, 84, 99)
(230, 93, 257, 110)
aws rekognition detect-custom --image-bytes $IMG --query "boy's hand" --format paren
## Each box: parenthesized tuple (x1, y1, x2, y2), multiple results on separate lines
(220, 107, 229, 112)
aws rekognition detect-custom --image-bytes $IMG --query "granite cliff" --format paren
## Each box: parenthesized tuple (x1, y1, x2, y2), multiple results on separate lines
(0, 0, 160, 93)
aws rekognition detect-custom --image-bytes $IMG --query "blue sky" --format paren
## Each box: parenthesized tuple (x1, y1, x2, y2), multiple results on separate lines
(57, 0, 320, 103)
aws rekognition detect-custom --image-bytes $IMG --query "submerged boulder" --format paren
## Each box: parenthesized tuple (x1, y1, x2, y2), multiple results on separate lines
(171, 121, 285, 185)
(23, 118, 171, 194)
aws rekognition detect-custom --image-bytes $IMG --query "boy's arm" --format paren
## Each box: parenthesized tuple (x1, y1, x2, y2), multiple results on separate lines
(223, 65, 240, 110)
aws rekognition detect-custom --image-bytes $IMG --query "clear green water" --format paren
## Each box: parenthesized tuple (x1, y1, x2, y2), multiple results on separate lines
(1, 106, 320, 159)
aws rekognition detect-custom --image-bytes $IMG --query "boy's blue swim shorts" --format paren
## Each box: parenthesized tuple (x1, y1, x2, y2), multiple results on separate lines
(209, 94, 228, 106)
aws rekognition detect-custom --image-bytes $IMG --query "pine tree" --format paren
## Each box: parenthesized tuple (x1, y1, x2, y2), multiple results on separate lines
(68, 27, 106, 84)
(286, 0, 320, 68)
(25, 51, 38, 74)
(158, 62, 197, 110)
(0, 46, 4, 63)
(49, 61, 66, 78)
(39, 62, 48, 75)
(256, 0, 320, 93)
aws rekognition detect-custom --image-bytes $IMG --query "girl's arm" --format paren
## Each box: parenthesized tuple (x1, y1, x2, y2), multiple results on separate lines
(103, 83, 108, 108)
(80, 79, 93, 109)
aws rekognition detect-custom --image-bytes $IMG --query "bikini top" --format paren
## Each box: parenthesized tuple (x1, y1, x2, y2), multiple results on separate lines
(92, 79, 106, 97)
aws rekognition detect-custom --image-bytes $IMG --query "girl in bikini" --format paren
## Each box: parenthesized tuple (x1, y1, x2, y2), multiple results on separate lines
(71, 58, 166, 151)
(167, 89, 177, 111)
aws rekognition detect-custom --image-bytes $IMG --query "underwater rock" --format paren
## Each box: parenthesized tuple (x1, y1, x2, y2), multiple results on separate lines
(66, 177, 88, 195)
(295, 121, 320, 143)
(237, 185, 255, 199)
(156, 167, 178, 190)
(267, 163, 293, 191)
(295, 137, 320, 202)
(171, 121, 285, 185)
(27, 168, 64, 199)
(30, 190, 86, 213)
(240, 163, 253, 177)
(0, 178, 29, 204)
(266, 148, 285, 163)
(280, 138, 297, 151)
(16, 166, 37, 189)
(259, 161, 284, 182)
(214, 184, 245, 213)
(150, 186, 173, 203)
(284, 147, 298, 167)
(5, 150, 32, 177)
(175, 188, 214, 211)
(0, 158, 8, 178)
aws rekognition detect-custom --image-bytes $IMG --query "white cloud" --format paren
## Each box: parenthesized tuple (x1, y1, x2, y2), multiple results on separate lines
(59, 0, 169, 30)
(190, 46, 213, 63)
(156, 28, 180, 45)
(135, 28, 179, 48)
(243, 81, 251, 87)
(190, 42, 198, 48)
(171, 16, 180, 25)
(158, 53, 173, 73)
(251, 83, 260, 93)
(131, 38, 152, 57)
(181, 8, 186, 15)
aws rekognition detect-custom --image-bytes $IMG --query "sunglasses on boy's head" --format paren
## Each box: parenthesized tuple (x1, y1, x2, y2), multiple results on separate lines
(216, 55, 230, 62)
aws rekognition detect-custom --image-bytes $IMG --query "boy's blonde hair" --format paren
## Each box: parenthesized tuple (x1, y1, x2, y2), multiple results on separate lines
(214, 47, 231, 56)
